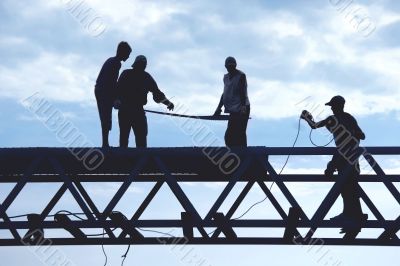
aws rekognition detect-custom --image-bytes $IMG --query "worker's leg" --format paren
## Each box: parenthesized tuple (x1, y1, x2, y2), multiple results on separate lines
(225, 112, 248, 147)
(132, 111, 148, 148)
(340, 163, 362, 219)
(237, 106, 250, 147)
(118, 110, 131, 148)
(95, 90, 113, 147)
(225, 114, 235, 147)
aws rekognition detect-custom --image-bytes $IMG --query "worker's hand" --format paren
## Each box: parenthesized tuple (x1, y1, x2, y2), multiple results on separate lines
(113, 99, 121, 110)
(214, 108, 222, 116)
(324, 168, 335, 179)
(300, 110, 313, 121)
(167, 102, 174, 111)
(355, 131, 366, 141)
(324, 161, 336, 179)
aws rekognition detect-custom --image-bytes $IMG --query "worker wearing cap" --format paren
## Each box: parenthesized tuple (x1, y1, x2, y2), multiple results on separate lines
(214, 57, 250, 147)
(301, 95, 366, 232)
(95, 41, 132, 147)
(114, 55, 174, 148)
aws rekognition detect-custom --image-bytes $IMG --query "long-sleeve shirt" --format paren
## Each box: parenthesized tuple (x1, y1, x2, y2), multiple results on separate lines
(116, 68, 166, 110)
(95, 57, 121, 98)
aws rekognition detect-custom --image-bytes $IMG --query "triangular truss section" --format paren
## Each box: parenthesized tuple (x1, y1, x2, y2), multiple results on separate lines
(0, 147, 399, 246)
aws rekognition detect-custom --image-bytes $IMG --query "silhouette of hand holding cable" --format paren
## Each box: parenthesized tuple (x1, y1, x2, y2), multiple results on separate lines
(300, 110, 313, 122)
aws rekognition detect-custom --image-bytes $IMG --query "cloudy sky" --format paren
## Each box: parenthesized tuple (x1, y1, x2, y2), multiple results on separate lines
(1, 0, 400, 265)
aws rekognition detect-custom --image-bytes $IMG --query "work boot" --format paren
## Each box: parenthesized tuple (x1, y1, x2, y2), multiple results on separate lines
(339, 213, 368, 234)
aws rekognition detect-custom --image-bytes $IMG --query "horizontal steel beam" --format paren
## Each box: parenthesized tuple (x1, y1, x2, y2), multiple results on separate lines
(1, 237, 399, 247)
(1, 174, 399, 183)
(0, 219, 397, 229)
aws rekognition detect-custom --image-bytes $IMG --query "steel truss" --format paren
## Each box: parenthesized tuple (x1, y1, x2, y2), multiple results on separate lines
(0, 147, 400, 246)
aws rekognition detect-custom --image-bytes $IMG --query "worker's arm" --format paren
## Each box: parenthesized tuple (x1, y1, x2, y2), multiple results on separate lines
(352, 117, 366, 140)
(110, 60, 122, 101)
(300, 110, 328, 129)
(355, 126, 366, 140)
(113, 70, 128, 109)
(147, 73, 174, 111)
(238, 74, 247, 113)
(325, 154, 340, 178)
(214, 94, 224, 116)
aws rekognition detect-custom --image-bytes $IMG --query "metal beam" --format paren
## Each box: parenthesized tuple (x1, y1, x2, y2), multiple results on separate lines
(0, 147, 399, 247)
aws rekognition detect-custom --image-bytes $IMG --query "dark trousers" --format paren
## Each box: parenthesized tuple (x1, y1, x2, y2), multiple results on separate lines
(95, 89, 113, 131)
(225, 106, 250, 147)
(118, 108, 148, 148)
(336, 158, 363, 219)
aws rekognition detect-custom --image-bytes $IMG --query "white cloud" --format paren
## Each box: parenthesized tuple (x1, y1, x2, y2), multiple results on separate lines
(248, 12, 304, 39)
(73, 0, 189, 38)
(0, 36, 28, 46)
(1, 0, 400, 121)
(0, 52, 97, 103)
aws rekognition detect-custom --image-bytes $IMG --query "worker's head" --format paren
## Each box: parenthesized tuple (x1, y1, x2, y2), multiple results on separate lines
(132, 55, 147, 71)
(116, 41, 132, 62)
(325, 95, 345, 115)
(225, 56, 237, 73)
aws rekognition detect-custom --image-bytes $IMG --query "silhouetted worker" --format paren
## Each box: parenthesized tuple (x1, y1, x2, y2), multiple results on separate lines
(95, 41, 132, 147)
(301, 95, 367, 232)
(115, 55, 174, 148)
(214, 57, 250, 147)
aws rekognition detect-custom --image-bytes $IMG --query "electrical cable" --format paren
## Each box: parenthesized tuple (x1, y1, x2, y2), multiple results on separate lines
(101, 229, 108, 266)
(6, 116, 333, 249)
(7, 214, 33, 219)
(225, 116, 334, 224)
(7, 211, 87, 220)
(54, 210, 87, 221)
(309, 128, 335, 147)
(121, 245, 131, 266)
(86, 228, 118, 237)
(137, 228, 176, 238)
(206, 118, 303, 235)
(7, 210, 117, 266)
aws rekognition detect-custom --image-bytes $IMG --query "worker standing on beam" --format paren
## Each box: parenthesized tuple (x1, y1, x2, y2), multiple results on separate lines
(213, 57, 251, 147)
(114, 55, 174, 148)
(94, 41, 132, 148)
(301, 95, 367, 233)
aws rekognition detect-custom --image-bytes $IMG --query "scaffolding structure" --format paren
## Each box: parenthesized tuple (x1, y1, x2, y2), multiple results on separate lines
(0, 146, 399, 246)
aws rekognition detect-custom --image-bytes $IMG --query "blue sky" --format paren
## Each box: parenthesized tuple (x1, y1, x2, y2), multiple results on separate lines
(1, 0, 400, 265)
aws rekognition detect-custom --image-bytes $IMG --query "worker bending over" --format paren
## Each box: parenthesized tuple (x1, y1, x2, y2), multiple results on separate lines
(115, 55, 174, 148)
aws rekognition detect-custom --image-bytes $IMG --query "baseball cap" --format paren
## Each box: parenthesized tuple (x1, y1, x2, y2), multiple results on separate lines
(325, 95, 345, 106)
